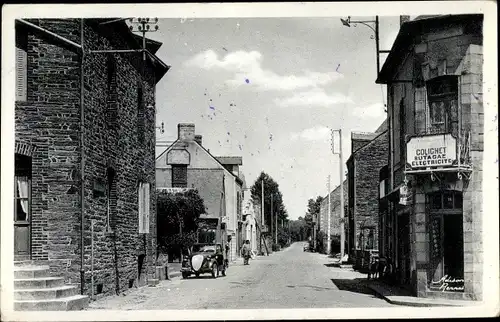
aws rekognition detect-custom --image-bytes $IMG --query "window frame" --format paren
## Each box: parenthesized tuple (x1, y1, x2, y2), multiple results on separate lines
(138, 182, 150, 234)
(425, 76, 459, 135)
(15, 30, 28, 102)
(171, 165, 188, 188)
(106, 168, 117, 232)
(14, 176, 31, 223)
(137, 83, 145, 143)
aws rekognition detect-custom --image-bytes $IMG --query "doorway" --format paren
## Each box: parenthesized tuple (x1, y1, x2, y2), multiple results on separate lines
(427, 190, 464, 291)
(397, 213, 411, 286)
(14, 153, 32, 261)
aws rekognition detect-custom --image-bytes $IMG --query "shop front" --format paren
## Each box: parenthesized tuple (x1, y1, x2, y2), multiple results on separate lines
(405, 133, 476, 300)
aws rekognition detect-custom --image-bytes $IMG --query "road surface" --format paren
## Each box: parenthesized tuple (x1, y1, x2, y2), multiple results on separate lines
(88, 242, 392, 309)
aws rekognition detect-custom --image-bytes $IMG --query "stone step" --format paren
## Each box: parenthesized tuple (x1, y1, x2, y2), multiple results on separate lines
(15, 277, 65, 289)
(14, 294, 89, 311)
(14, 266, 51, 279)
(15, 285, 79, 301)
(14, 260, 35, 267)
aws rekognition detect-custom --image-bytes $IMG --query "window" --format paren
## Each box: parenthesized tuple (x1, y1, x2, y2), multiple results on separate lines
(138, 182, 150, 234)
(399, 98, 406, 164)
(172, 165, 187, 188)
(428, 191, 463, 210)
(237, 192, 242, 216)
(365, 228, 375, 250)
(16, 30, 28, 101)
(106, 55, 118, 127)
(426, 76, 458, 134)
(107, 168, 117, 232)
(15, 176, 31, 222)
(137, 84, 145, 143)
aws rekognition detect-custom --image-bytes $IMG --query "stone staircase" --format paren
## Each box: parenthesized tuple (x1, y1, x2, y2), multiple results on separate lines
(14, 261, 89, 311)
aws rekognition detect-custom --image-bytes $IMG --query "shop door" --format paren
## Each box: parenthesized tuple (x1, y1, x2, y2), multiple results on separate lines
(14, 154, 32, 261)
(428, 191, 464, 291)
(397, 214, 411, 285)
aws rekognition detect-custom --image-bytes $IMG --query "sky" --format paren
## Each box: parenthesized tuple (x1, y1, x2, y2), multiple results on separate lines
(149, 16, 406, 220)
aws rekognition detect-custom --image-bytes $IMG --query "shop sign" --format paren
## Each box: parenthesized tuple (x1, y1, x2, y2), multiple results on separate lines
(399, 185, 412, 205)
(429, 275, 465, 292)
(406, 134, 457, 168)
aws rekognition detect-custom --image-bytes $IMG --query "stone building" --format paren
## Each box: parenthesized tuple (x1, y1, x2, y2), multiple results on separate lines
(346, 125, 389, 267)
(318, 180, 348, 254)
(376, 14, 483, 300)
(13, 18, 169, 309)
(155, 124, 244, 262)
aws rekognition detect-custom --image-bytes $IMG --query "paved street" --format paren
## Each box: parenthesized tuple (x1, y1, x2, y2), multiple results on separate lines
(88, 243, 393, 310)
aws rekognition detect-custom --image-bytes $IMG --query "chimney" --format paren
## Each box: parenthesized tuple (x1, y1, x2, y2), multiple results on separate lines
(400, 15, 410, 26)
(178, 123, 195, 141)
(194, 134, 203, 145)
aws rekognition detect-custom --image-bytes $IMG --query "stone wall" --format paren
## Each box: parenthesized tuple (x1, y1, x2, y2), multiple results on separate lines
(15, 19, 160, 297)
(353, 132, 389, 251)
(15, 21, 82, 276)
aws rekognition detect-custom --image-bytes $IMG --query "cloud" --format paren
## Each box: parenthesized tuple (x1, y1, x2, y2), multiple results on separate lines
(352, 102, 386, 119)
(291, 126, 331, 141)
(184, 49, 343, 91)
(274, 88, 353, 108)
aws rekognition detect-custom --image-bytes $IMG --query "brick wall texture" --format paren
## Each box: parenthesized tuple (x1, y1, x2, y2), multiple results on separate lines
(15, 19, 161, 297)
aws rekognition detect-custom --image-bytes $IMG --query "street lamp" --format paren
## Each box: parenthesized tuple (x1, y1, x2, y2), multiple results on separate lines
(339, 16, 391, 78)
(128, 18, 159, 66)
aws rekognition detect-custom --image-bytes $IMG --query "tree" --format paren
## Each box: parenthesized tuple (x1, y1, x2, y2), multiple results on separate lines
(289, 217, 308, 242)
(304, 196, 323, 238)
(157, 189, 206, 258)
(250, 171, 289, 235)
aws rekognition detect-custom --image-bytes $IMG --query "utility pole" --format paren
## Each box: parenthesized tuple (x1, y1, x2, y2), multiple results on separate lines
(332, 129, 345, 260)
(327, 175, 331, 255)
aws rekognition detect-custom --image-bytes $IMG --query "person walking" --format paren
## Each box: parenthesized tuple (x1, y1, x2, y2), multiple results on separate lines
(242, 240, 251, 265)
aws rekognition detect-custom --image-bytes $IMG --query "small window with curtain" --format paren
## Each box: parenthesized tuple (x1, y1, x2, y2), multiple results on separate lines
(15, 176, 31, 222)
(16, 30, 28, 101)
(172, 165, 187, 188)
(138, 182, 150, 234)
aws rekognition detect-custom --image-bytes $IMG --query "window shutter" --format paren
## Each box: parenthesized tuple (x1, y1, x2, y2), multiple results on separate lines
(138, 183, 143, 233)
(144, 183, 150, 233)
(16, 47, 27, 101)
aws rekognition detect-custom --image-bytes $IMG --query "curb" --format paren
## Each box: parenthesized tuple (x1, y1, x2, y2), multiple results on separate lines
(366, 284, 476, 307)
(168, 271, 182, 280)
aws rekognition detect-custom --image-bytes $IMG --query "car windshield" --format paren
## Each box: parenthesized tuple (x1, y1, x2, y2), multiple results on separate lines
(192, 245, 216, 253)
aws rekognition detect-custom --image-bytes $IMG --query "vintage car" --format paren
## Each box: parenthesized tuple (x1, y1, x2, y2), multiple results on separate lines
(180, 243, 227, 279)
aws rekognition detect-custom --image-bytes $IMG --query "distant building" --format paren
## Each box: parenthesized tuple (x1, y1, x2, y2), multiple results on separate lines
(155, 124, 244, 262)
(376, 14, 483, 300)
(242, 194, 258, 252)
(318, 180, 348, 254)
(346, 126, 389, 268)
(14, 18, 169, 308)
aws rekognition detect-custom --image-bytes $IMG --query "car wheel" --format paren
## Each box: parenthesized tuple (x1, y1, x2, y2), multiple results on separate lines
(211, 263, 218, 278)
(182, 272, 188, 279)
